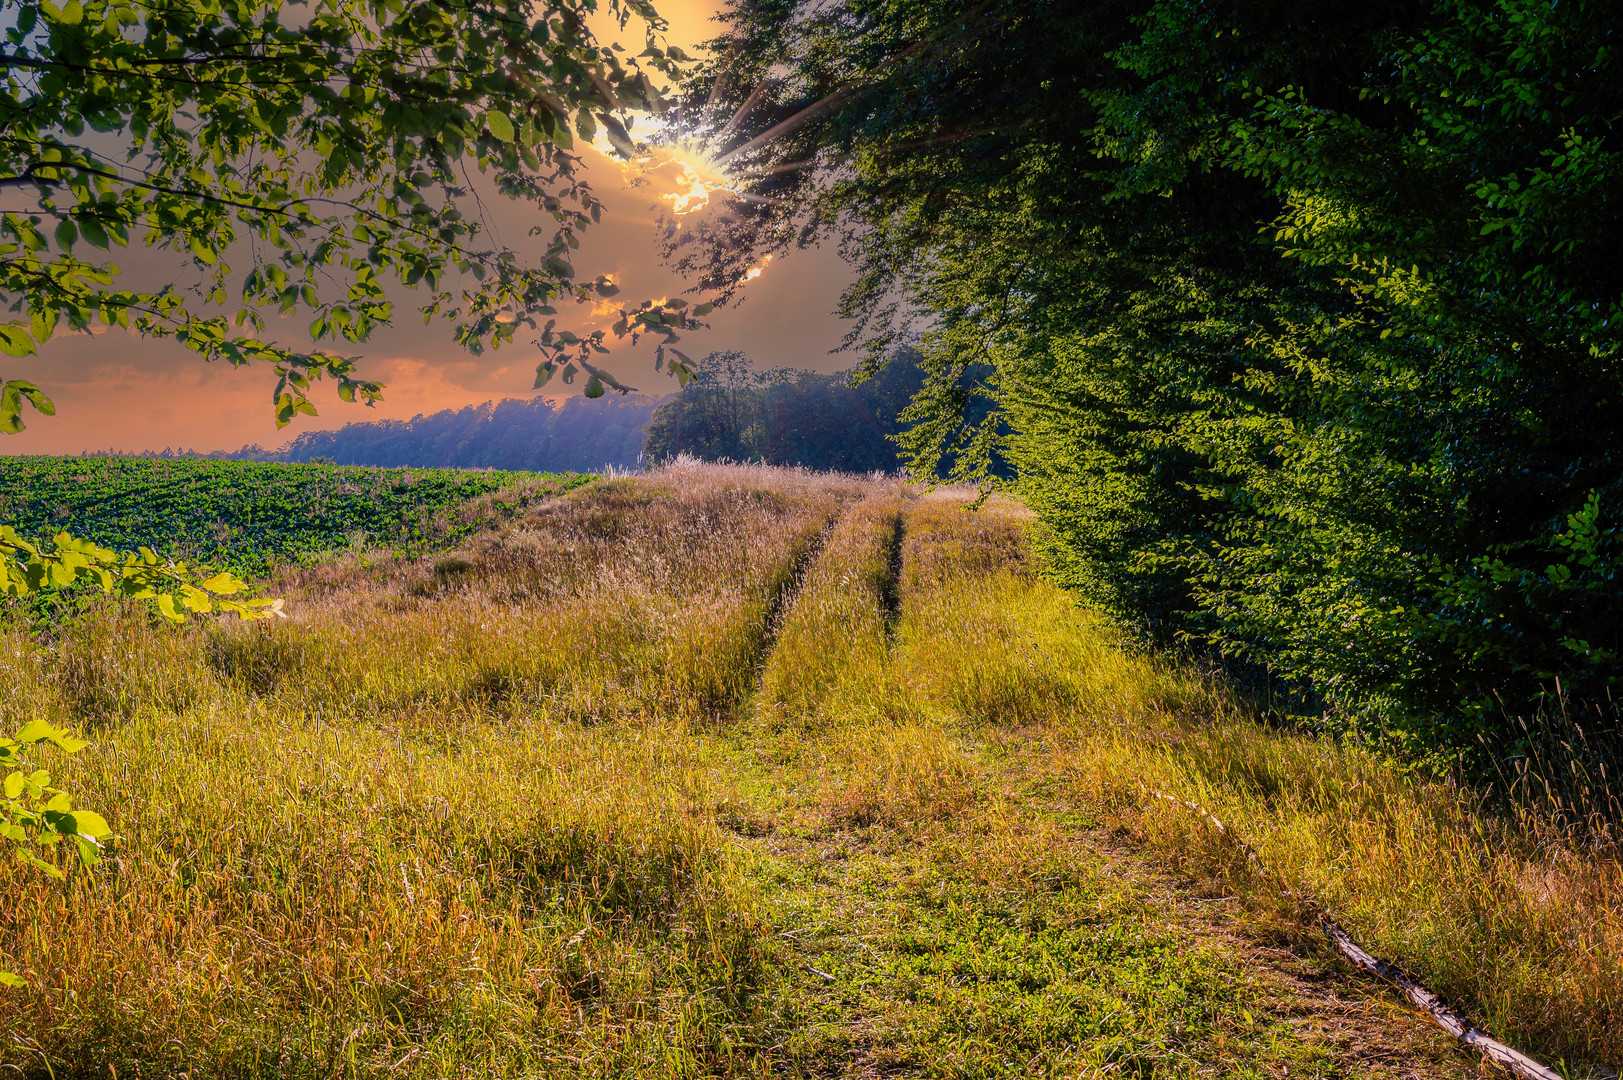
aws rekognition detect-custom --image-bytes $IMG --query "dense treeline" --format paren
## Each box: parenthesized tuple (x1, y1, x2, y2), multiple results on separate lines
(206, 354, 929, 475)
(642, 350, 930, 473)
(218, 396, 660, 472)
(690, 0, 1623, 759)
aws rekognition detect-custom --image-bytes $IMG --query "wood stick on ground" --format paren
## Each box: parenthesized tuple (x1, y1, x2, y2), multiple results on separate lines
(1146, 790, 1564, 1080)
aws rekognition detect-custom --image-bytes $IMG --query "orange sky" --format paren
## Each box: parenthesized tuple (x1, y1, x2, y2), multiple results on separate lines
(3, 2, 859, 456)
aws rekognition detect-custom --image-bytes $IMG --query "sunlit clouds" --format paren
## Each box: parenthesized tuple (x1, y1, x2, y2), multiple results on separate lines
(743, 254, 774, 282)
(4, 0, 855, 455)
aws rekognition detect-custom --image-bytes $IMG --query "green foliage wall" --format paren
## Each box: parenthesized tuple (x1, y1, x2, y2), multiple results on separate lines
(700, 0, 1623, 754)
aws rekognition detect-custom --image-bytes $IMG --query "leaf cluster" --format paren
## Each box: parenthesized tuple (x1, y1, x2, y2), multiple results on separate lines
(0, 0, 697, 419)
(1, 521, 277, 622)
(1, 718, 110, 879)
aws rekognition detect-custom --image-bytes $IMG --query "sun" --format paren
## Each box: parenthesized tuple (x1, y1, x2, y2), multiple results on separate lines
(589, 125, 778, 283)
(659, 150, 741, 216)
(591, 128, 746, 217)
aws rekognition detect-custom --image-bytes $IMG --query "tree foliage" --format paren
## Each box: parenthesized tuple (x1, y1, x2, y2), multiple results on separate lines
(684, 0, 1623, 756)
(220, 394, 659, 471)
(0, 0, 703, 426)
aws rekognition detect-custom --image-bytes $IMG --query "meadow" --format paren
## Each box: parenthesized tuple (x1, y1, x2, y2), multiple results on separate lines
(0, 463, 1618, 1078)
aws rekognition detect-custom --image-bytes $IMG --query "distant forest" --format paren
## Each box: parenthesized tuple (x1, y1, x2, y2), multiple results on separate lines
(643, 350, 931, 473)
(217, 395, 661, 472)
(209, 352, 931, 473)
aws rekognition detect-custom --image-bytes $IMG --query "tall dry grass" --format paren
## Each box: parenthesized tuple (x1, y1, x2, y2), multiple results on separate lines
(0, 463, 862, 1077)
(860, 493, 1623, 1065)
(762, 491, 1046, 829)
(3, 468, 1619, 1073)
(1058, 718, 1623, 1064)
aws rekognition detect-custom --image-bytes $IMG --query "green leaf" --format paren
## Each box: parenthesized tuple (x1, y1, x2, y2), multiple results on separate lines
(72, 833, 102, 866)
(79, 217, 109, 249)
(485, 110, 515, 142)
(601, 115, 635, 159)
(199, 571, 247, 595)
(16, 849, 63, 878)
(14, 719, 61, 745)
(0, 325, 37, 358)
(29, 308, 58, 345)
(70, 809, 109, 839)
(155, 593, 183, 622)
(0, 970, 25, 989)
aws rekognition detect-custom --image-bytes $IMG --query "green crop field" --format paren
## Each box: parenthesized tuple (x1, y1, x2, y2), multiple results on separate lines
(0, 456, 590, 576)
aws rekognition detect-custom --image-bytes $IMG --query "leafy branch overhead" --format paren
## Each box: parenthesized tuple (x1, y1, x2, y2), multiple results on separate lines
(0, 0, 701, 426)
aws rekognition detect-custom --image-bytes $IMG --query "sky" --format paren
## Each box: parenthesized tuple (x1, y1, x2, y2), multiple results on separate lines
(4, 1, 858, 456)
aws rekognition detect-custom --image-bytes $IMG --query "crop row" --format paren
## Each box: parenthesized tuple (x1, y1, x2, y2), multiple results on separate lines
(0, 457, 589, 576)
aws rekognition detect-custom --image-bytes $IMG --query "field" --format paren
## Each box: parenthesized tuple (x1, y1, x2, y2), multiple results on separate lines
(0, 463, 1619, 1078)
(0, 456, 589, 577)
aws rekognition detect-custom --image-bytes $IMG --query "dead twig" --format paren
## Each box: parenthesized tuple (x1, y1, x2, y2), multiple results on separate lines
(1146, 789, 1563, 1080)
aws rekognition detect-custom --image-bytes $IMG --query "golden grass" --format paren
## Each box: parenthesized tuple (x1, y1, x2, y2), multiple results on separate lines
(1, 467, 1618, 1075)
(758, 488, 905, 727)
(1058, 716, 1623, 1064)
(0, 463, 859, 1076)
(872, 493, 1623, 1063)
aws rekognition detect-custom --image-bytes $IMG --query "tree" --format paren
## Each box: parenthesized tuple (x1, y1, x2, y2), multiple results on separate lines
(0, 0, 722, 605)
(642, 347, 934, 472)
(0, 0, 707, 436)
(676, 0, 1623, 759)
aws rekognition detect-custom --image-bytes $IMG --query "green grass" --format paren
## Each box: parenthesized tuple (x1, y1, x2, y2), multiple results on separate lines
(0, 465, 1617, 1077)
(0, 455, 590, 576)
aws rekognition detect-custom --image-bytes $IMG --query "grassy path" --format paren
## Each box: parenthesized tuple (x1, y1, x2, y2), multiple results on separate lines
(706, 726, 1466, 1078)
(700, 489, 1469, 1079)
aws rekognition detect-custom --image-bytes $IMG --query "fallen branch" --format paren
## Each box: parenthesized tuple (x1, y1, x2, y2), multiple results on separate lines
(1146, 790, 1563, 1080)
